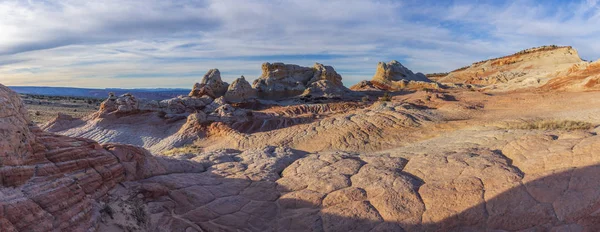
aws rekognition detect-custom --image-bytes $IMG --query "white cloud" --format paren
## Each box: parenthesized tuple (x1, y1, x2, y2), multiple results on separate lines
(0, 0, 600, 88)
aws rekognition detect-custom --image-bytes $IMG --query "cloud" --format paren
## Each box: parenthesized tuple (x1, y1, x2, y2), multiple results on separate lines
(1, 0, 600, 88)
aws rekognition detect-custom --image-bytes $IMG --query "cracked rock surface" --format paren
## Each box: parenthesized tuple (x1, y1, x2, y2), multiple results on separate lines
(6, 80, 600, 231)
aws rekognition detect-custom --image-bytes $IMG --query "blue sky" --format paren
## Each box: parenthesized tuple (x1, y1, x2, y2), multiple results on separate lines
(0, 0, 599, 88)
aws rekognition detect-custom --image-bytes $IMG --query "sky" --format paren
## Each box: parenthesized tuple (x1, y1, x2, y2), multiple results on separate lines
(1, 0, 600, 88)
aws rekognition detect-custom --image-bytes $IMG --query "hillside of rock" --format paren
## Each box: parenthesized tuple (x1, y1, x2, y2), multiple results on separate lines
(436, 46, 586, 90)
(542, 59, 600, 91)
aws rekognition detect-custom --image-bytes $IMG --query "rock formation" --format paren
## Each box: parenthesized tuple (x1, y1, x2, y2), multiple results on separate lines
(253, 62, 348, 99)
(189, 82, 216, 98)
(542, 59, 600, 91)
(373, 60, 430, 83)
(350, 60, 439, 91)
(0, 84, 35, 168)
(224, 76, 257, 103)
(0, 83, 137, 230)
(303, 79, 350, 98)
(437, 45, 586, 90)
(190, 69, 229, 97)
(99, 92, 139, 113)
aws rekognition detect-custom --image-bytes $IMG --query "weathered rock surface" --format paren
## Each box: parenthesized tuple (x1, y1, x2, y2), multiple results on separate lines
(195, 69, 229, 97)
(438, 46, 586, 91)
(542, 59, 600, 91)
(189, 82, 216, 98)
(350, 60, 440, 91)
(0, 84, 35, 167)
(373, 60, 430, 83)
(0, 84, 129, 231)
(99, 92, 139, 113)
(224, 76, 257, 103)
(253, 62, 348, 99)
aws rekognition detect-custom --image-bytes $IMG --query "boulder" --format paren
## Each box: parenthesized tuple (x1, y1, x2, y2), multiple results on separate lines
(189, 83, 216, 98)
(203, 96, 228, 114)
(303, 80, 349, 98)
(186, 111, 208, 125)
(308, 63, 344, 86)
(252, 62, 312, 99)
(197, 69, 229, 97)
(99, 93, 138, 113)
(224, 76, 258, 103)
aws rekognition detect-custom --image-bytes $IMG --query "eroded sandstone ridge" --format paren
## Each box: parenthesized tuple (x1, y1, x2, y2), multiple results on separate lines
(191, 69, 229, 97)
(0, 84, 131, 230)
(224, 76, 257, 103)
(435, 45, 586, 90)
(542, 59, 600, 91)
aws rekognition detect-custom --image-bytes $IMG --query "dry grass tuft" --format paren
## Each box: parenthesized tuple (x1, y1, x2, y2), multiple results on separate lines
(162, 144, 203, 157)
(504, 119, 594, 131)
(379, 92, 392, 102)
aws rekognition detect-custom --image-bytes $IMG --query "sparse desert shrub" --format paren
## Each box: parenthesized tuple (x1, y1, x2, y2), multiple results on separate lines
(379, 92, 392, 102)
(504, 119, 593, 131)
(100, 204, 114, 219)
(132, 203, 147, 225)
(162, 144, 202, 157)
(34, 111, 41, 116)
(361, 95, 370, 102)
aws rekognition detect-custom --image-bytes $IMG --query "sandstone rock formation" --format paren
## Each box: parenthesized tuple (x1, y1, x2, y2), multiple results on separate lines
(97, 127, 600, 231)
(350, 60, 440, 91)
(190, 69, 229, 97)
(99, 92, 139, 113)
(253, 62, 348, 99)
(0, 84, 133, 230)
(373, 60, 430, 83)
(224, 76, 257, 103)
(437, 45, 586, 90)
(542, 59, 600, 91)
(189, 82, 216, 98)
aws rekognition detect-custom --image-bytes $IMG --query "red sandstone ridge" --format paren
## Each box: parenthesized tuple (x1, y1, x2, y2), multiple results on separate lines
(435, 45, 585, 90)
(0, 84, 127, 231)
(541, 59, 600, 91)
